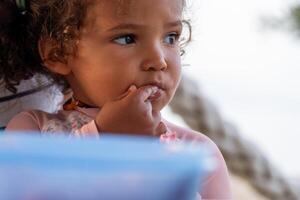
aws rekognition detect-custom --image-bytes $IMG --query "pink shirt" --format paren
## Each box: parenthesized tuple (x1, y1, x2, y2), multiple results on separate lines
(5, 107, 232, 199)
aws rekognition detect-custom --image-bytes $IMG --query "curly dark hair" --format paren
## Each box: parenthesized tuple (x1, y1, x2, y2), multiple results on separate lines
(0, 0, 191, 93)
(0, 0, 87, 93)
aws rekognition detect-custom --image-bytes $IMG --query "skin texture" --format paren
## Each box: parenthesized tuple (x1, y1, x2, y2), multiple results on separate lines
(41, 0, 183, 136)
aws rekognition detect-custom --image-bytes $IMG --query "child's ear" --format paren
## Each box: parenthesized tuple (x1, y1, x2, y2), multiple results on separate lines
(38, 38, 71, 75)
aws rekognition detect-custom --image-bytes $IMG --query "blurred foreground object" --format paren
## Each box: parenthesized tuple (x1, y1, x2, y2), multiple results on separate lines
(0, 133, 214, 200)
(169, 75, 300, 200)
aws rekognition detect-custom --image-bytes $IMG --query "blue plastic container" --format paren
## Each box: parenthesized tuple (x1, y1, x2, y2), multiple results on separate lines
(0, 133, 214, 200)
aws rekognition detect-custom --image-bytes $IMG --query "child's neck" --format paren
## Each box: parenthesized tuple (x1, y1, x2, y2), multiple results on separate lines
(63, 96, 98, 111)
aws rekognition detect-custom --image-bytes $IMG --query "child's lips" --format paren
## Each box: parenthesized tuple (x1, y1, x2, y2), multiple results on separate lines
(148, 88, 162, 101)
(140, 82, 166, 101)
(144, 82, 166, 91)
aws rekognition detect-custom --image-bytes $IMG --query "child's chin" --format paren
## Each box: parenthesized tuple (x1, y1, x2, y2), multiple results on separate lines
(151, 101, 166, 112)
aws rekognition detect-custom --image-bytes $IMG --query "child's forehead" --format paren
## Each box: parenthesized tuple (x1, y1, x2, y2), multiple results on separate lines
(87, 0, 183, 20)
(96, 0, 134, 16)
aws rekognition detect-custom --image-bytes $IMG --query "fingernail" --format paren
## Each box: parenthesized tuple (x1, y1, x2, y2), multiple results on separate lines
(129, 85, 137, 91)
(151, 86, 159, 94)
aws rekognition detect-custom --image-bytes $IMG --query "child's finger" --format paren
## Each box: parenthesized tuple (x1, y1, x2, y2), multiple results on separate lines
(133, 85, 159, 102)
(154, 121, 167, 136)
(114, 85, 137, 101)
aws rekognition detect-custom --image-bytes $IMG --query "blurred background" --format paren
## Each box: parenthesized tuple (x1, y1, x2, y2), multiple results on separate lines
(163, 0, 300, 199)
(186, 0, 300, 179)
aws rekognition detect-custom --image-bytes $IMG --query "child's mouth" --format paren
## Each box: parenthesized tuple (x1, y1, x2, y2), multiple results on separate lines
(148, 86, 162, 101)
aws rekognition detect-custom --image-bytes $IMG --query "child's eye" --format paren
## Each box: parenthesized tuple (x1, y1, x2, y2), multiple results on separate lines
(113, 34, 136, 45)
(163, 33, 180, 45)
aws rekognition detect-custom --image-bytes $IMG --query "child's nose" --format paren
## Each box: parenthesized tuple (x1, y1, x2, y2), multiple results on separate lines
(141, 45, 167, 71)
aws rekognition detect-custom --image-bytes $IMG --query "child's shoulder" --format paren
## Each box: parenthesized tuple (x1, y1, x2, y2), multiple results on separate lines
(164, 119, 232, 198)
(5, 109, 48, 132)
(5, 109, 72, 132)
(163, 119, 225, 161)
(9, 109, 67, 122)
(164, 119, 217, 146)
(6, 108, 95, 134)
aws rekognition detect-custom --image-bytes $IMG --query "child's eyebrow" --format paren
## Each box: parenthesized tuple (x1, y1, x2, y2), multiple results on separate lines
(106, 23, 145, 32)
(105, 20, 183, 32)
(164, 20, 183, 29)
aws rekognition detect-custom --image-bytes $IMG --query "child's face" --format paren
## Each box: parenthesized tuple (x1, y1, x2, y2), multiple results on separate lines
(66, 0, 183, 111)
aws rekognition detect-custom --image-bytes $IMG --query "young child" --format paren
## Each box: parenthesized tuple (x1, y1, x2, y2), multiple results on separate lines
(1, 0, 232, 199)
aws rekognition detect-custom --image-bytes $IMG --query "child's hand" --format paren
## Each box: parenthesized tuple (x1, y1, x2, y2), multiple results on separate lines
(95, 85, 167, 136)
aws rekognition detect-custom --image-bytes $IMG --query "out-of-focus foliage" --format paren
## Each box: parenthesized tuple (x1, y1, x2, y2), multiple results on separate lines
(290, 5, 300, 35)
(261, 4, 300, 37)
